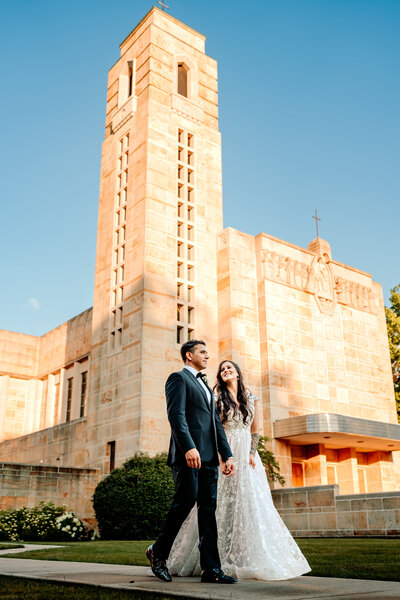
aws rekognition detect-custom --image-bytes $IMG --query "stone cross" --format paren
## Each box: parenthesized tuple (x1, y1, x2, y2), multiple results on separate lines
(312, 209, 321, 238)
(157, 0, 170, 10)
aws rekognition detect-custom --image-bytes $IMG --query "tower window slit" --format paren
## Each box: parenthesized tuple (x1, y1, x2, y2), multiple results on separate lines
(177, 325, 184, 344)
(177, 63, 188, 97)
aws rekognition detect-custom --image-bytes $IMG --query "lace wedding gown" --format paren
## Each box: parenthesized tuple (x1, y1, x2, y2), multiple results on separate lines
(167, 394, 311, 580)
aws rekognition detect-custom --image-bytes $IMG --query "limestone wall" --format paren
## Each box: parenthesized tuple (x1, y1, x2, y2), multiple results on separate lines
(217, 227, 398, 490)
(255, 232, 396, 426)
(0, 329, 42, 441)
(0, 419, 89, 468)
(0, 330, 39, 379)
(272, 484, 400, 536)
(0, 377, 43, 441)
(37, 308, 92, 377)
(217, 229, 261, 395)
(0, 309, 92, 444)
(0, 462, 100, 520)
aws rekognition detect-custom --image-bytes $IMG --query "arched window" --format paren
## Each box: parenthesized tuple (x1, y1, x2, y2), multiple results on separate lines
(178, 63, 188, 97)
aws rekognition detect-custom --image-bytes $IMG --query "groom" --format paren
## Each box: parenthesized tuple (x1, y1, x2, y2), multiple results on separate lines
(146, 340, 238, 584)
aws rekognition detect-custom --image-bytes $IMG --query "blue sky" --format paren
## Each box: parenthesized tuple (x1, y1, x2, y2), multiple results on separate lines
(0, 0, 399, 336)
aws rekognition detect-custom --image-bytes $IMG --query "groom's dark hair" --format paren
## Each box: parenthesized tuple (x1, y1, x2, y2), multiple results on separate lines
(180, 339, 206, 362)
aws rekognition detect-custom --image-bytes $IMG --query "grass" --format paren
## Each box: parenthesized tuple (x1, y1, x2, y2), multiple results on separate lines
(2, 538, 400, 581)
(1, 540, 152, 566)
(0, 576, 173, 600)
(297, 538, 400, 581)
(0, 545, 24, 550)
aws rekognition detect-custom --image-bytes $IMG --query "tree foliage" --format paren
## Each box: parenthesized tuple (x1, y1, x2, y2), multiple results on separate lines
(257, 436, 286, 486)
(385, 284, 400, 421)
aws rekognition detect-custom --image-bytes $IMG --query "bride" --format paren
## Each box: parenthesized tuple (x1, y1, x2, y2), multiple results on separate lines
(167, 359, 311, 580)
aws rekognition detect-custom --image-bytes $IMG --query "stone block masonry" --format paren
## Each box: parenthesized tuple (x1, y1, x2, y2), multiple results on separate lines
(272, 484, 400, 536)
(0, 462, 100, 521)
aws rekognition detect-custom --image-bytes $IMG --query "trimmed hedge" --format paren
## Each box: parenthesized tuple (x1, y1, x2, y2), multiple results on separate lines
(92, 453, 174, 540)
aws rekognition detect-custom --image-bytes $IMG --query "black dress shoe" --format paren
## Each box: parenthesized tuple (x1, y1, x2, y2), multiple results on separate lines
(146, 544, 172, 582)
(201, 568, 238, 583)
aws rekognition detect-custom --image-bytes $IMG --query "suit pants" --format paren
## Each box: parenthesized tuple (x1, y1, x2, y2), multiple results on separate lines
(153, 462, 220, 571)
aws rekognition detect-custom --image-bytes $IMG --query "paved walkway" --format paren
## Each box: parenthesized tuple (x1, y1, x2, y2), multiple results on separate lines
(0, 544, 62, 556)
(1, 557, 400, 599)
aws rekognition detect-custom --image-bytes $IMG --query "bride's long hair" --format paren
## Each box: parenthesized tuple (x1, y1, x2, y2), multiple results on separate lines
(213, 360, 251, 425)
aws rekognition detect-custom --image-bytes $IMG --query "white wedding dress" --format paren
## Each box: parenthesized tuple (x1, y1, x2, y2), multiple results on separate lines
(167, 394, 311, 580)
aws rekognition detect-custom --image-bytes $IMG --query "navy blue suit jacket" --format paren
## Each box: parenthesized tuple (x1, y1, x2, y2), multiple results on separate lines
(165, 368, 232, 467)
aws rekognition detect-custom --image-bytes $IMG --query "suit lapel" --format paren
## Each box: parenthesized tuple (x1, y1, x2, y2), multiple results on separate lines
(182, 369, 211, 412)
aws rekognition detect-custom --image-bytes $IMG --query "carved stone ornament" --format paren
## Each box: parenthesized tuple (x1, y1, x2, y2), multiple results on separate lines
(306, 253, 336, 316)
(260, 239, 377, 315)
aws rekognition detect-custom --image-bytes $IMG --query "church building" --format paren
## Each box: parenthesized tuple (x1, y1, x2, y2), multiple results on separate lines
(1, 7, 399, 501)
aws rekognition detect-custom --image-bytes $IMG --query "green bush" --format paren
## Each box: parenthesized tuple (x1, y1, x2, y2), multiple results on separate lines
(0, 510, 19, 542)
(92, 453, 174, 540)
(0, 502, 95, 542)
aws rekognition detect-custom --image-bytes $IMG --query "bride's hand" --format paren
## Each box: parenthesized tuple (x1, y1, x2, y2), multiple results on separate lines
(222, 457, 235, 477)
(249, 453, 256, 469)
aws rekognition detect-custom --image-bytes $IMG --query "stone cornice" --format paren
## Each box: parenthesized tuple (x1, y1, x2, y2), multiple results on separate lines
(120, 7, 206, 52)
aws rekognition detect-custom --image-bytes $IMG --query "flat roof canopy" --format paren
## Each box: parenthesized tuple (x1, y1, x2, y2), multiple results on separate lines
(273, 413, 400, 452)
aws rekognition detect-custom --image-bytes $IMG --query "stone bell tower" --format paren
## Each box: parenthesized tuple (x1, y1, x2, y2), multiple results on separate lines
(88, 7, 223, 471)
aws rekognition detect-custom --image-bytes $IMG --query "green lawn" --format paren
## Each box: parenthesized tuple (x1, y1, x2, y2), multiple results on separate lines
(297, 538, 400, 581)
(0, 545, 24, 550)
(0, 576, 173, 600)
(1, 540, 152, 566)
(2, 538, 400, 582)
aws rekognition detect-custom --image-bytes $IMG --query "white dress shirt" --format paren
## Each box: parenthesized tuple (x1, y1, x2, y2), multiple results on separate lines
(184, 365, 211, 405)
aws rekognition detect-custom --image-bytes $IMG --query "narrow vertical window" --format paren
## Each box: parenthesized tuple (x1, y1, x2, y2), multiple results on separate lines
(178, 63, 188, 97)
(54, 375, 60, 422)
(80, 371, 88, 418)
(177, 326, 183, 344)
(66, 377, 73, 423)
(128, 65, 133, 97)
(108, 441, 116, 472)
(177, 304, 183, 321)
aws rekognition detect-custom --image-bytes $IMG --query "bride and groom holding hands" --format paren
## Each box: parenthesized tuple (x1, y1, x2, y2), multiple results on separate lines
(146, 339, 310, 584)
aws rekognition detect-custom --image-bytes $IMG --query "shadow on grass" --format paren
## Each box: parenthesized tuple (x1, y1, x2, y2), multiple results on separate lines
(0, 576, 176, 600)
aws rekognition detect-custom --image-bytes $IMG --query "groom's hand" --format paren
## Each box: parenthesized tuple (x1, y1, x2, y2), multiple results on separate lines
(222, 457, 235, 477)
(185, 448, 201, 469)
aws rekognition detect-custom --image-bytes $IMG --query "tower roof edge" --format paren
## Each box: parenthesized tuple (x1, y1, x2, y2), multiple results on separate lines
(119, 6, 206, 52)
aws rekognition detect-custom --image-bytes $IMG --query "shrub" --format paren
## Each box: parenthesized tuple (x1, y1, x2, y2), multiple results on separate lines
(0, 511, 19, 542)
(92, 453, 174, 540)
(0, 502, 94, 542)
